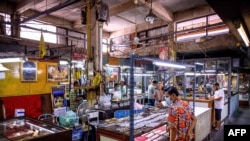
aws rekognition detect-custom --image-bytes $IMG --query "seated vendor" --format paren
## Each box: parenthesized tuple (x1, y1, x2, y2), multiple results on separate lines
(198, 81, 205, 93)
(111, 83, 122, 101)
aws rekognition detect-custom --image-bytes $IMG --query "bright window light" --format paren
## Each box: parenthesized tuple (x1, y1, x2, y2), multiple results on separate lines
(102, 38, 108, 53)
(20, 20, 57, 43)
(177, 32, 206, 41)
(0, 13, 11, 35)
(176, 14, 229, 42)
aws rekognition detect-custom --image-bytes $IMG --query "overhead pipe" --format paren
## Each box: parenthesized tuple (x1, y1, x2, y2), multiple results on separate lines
(21, 0, 81, 24)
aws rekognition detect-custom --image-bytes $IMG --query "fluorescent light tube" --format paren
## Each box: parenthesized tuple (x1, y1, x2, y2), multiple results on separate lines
(204, 69, 216, 73)
(0, 57, 24, 63)
(194, 62, 204, 65)
(153, 62, 186, 69)
(237, 24, 250, 47)
(184, 72, 201, 76)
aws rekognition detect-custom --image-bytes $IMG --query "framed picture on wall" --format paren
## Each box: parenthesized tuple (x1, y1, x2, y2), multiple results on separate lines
(47, 65, 69, 82)
(21, 61, 37, 82)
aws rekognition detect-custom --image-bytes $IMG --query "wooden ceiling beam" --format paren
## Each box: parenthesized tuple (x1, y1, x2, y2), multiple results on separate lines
(138, 0, 173, 22)
(22, 9, 73, 29)
(15, 0, 44, 14)
(109, 0, 136, 16)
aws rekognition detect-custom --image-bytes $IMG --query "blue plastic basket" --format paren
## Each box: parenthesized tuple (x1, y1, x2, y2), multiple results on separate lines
(114, 109, 145, 118)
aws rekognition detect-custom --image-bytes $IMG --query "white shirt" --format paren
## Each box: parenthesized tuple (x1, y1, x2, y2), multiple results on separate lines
(147, 84, 155, 99)
(134, 102, 143, 110)
(214, 89, 225, 109)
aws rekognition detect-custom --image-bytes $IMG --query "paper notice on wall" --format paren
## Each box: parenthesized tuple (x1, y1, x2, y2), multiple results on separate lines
(0, 72, 5, 79)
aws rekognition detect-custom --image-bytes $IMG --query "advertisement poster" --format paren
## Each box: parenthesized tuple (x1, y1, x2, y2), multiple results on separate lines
(158, 47, 169, 70)
(158, 47, 168, 60)
(51, 85, 65, 109)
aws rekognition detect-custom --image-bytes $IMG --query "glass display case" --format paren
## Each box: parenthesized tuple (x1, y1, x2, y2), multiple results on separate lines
(0, 117, 72, 141)
(238, 73, 249, 107)
(180, 57, 231, 101)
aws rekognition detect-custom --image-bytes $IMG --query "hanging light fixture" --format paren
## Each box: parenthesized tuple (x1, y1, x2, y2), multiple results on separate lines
(0, 63, 9, 71)
(144, 0, 158, 24)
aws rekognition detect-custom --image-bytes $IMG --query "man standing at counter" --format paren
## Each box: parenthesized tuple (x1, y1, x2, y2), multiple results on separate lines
(210, 82, 225, 131)
(147, 80, 157, 106)
(164, 86, 197, 141)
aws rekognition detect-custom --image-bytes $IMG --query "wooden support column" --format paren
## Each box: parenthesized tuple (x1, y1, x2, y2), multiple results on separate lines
(86, 0, 92, 61)
(11, 13, 20, 38)
(85, 0, 104, 106)
(168, 23, 179, 88)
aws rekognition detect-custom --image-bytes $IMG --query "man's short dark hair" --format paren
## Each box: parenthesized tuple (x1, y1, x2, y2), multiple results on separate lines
(214, 82, 219, 86)
(114, 83, 119, 87)
(152, 80, 157, 84)
(164, 86, 179, 96)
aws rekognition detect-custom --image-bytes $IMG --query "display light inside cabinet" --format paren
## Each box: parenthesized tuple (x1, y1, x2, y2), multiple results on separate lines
(153, 61, 186, 69)
(0, 63, 9, 71)
(59, 60, 68, 65)
(234, 20, 250, 47)
(120, 73, 155, 76)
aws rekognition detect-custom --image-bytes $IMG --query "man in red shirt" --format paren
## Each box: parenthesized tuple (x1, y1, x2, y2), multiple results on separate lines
(164, 86, 197, 141)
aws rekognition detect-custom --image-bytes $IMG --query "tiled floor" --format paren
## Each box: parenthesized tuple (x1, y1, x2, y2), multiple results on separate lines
(207, 107, 250, 141)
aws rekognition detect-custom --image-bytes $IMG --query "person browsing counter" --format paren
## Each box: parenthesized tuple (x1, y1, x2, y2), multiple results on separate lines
(147, 80, 157, 106)
(119, 80, 127, 98)
(164, 86, 197, 141)
(154, 81, 164, 106)
(209, 82, 225, 131)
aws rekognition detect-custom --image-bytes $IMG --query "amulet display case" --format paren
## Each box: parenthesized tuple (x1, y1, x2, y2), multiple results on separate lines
(0, 117, 72, 141)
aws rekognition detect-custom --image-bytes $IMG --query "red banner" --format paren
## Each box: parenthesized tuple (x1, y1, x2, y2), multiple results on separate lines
(158, 47, 168, 60)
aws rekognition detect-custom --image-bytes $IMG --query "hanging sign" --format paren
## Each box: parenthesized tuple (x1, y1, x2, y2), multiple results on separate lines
(72, 53, 85, 60)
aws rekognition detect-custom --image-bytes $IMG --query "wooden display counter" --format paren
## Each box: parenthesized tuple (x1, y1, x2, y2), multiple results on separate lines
(96, 106, 212, 141)
(183, 96, 214, 107)
(96, 109, 168, 141)
(183, 96, 228, 127)
(0, 117, 72, 141)
(239, 92, 249, 107)
(96, 123, 167, 141)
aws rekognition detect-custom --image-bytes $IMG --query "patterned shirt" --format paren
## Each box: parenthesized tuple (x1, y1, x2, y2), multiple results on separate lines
(168, 99, 193, 141)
